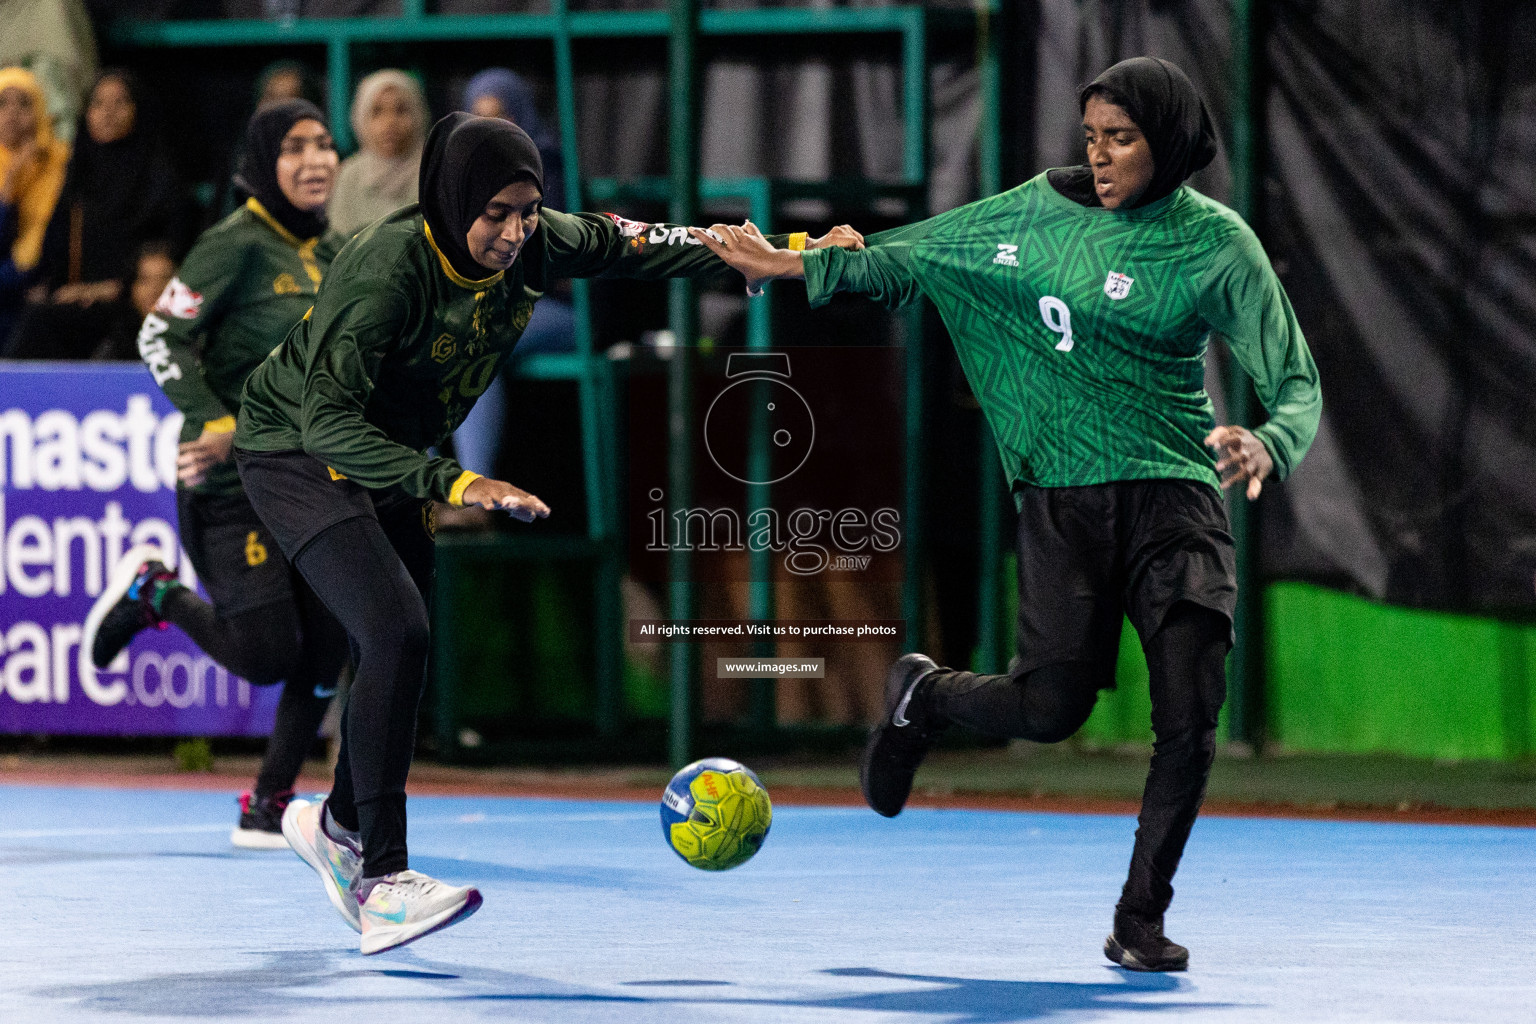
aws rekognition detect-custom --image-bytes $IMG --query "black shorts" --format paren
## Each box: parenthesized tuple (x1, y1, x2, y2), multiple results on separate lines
(233, 448, 435, 565)
(176, 487, 297, 616)
(1011, 479, 1236, 682)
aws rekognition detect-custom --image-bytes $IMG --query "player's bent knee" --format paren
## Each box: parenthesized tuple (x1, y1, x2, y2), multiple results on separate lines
(1029, 713, 1088, 745)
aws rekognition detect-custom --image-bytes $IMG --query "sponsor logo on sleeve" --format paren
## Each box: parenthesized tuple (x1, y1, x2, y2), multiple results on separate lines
(992, 243, 1020, 267)
(649, 224, 703, 247)
(604, 213, 651, 238)
(154, 277, 203, 320)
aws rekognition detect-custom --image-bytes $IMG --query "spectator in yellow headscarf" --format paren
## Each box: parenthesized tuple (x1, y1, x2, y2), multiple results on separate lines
(0, 66, 69, 341)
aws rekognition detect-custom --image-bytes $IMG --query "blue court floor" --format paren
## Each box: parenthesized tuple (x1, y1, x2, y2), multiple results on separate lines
(2, 784, 1532, 1024)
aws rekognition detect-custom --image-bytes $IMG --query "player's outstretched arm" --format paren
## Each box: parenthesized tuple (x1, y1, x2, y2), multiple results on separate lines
(695, 219, 922, 309)
(460, 476, 551, 522)
(539, 208, 861, 285)
(689, 221, 807, 292)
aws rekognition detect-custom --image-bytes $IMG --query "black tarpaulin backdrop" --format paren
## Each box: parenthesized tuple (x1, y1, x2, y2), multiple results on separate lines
(1034, 0, 1536, 615)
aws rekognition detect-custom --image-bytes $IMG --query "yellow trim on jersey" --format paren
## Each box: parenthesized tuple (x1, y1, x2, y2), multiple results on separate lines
(423, 221, 504, 291)
(203, 416, 237, 434)
(245, 198, 317, 249)
(327, 466, 347, 481)
(787, 232, 809, 252)
(448, 470, 482, 507)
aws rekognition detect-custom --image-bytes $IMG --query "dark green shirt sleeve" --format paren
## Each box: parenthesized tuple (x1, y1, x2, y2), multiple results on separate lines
(801, 215, 938, 310)
(137, 231, 245, 428)
(538, 208, 791, 284)
(295, 273, 468, 501)
(1197, 229, 1322, 481)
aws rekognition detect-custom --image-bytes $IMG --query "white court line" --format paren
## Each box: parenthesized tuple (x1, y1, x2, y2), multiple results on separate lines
(0, 806, 867, 840)
(0, 811, 650, 840)
(0, 823, 231, 839)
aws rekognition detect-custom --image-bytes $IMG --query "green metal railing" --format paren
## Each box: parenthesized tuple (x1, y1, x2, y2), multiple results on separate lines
(108, 1, 1005, 765)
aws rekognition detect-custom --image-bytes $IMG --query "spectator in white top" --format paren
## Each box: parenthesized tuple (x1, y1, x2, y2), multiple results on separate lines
(328, 69, 428, 237)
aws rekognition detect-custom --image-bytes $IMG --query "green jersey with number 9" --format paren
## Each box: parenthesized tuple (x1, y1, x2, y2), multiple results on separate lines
(802, 172, 1322, 502)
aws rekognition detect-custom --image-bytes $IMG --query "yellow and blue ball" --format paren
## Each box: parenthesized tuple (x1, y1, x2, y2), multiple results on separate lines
(660, 757, 772, 871)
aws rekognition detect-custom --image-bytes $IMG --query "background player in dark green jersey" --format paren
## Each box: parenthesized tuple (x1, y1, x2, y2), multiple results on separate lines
(695, 57, 1322, 973)
(234, 112, 859, 954)
(84, 100, 351, 850)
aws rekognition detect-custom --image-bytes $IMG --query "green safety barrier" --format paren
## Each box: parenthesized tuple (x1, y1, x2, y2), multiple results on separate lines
(1077, 581, 1536, 762)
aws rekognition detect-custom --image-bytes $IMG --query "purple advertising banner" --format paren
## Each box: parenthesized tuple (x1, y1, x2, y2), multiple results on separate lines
(0, 363, 280, 736)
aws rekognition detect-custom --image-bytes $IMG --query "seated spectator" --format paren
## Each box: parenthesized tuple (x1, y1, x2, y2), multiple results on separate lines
(0, 0, 99, 144)
(463, 67, 563, 210)
(0, 66, 69, 345)
(449, 68, 575, 511)
(328, 69, 428, 236)
(91, 239, 174, 361)
(254, 60, 321, 111)
(6, 69, 188, 359)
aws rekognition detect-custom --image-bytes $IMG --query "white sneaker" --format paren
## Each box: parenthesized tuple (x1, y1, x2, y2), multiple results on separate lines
(281, 798, 363, 933)
(359, 870, 483, 955)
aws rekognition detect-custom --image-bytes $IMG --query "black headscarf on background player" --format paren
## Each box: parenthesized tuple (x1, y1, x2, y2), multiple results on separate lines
(233, 99, 330, 240)
(1051, 56, 1219, 209)
(419, 112, 544, 281)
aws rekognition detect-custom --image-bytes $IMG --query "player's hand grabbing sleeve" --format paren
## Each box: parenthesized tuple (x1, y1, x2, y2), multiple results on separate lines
(538, 208, 795, 284)
(137, 235, 244, 431)
(1197, 229, 1322, 481)
(801, 216, 936, 310)
(294, 282, 472, 502)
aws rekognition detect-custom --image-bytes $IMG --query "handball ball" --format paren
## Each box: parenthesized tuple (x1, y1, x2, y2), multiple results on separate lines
(661, 758, 772, 871)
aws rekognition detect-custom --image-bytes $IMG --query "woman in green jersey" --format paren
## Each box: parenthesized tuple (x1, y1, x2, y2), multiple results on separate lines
(233, 112, 855, 955)
(83, 100, 351, 849)
(696, 57, 1322, 973)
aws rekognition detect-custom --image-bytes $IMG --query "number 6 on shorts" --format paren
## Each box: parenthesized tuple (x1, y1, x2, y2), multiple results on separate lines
(1039, 295, 1074, 352)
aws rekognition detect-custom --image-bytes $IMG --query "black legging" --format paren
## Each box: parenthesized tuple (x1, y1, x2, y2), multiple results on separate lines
(290, 508, 434, 878)
(927, 601, 1229, 918)
(161, 584, 347, 800)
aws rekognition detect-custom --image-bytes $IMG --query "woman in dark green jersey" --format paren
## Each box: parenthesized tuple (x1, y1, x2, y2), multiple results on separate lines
(84, 100, 350, 850)
(234, 112, 853, 954)
(697, 57, 1322, 972)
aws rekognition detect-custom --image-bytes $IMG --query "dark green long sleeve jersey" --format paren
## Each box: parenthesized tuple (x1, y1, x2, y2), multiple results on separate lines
(236, 207, 792, 503)
(803, 173, 1322, 499)
(137, 198, 342, 495)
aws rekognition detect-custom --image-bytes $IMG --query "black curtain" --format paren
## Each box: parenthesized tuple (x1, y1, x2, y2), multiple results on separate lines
(1036, 0, 1536, 616)
(1260, 0, 1536, 614)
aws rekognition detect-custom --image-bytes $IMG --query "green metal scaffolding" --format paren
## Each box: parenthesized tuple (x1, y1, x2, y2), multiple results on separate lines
(108, 2, 1028, 765)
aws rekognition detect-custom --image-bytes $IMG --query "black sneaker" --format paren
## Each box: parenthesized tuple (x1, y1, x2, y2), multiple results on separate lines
(83, 545, 180, 669)
(860, 653, 946, 817)
(231, 789, 295, 850)
(1104, 908, 1190, 972)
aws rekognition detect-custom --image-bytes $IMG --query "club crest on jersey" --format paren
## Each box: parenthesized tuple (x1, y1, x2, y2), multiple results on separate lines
(155, 277, 203, 320)
(992, 243, 1020, 267)
(1103, 271, 1134, 300)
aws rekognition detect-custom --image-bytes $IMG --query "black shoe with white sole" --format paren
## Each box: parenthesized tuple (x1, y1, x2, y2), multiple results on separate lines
(1104, 908, 1190, 972)
(860, 653, 947, 817)
(231, 789, 295, 850)
(84, 545, 181, 669)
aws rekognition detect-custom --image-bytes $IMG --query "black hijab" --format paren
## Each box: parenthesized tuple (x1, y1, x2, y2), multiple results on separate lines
(234, 99, 330, 240)
(419, 112, 543, 281)
(42, 69, 185, 285)
(1051, 56, 1219, 210)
